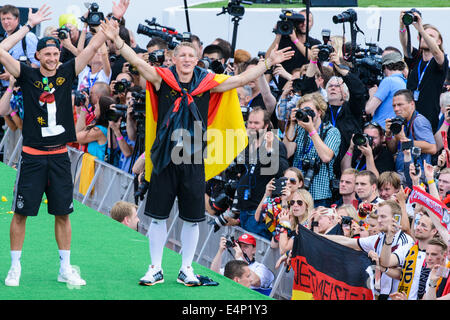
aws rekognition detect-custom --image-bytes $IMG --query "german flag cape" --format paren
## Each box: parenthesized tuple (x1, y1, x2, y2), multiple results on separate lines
(291, 225, 374, 300)
(145, 67, 248, 182)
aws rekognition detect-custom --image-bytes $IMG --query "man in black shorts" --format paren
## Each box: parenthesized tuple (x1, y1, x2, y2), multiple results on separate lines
(101, 14, 294, 286)
(0, 3, 124, 287)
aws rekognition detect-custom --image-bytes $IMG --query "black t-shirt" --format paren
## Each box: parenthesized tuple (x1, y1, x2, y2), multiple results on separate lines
(405, 48, 449, 132)
(351, 146, 395, 174)
(17, 60, 77, 147)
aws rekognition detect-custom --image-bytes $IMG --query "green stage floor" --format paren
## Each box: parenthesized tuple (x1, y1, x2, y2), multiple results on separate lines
(0, 163, 270, 300)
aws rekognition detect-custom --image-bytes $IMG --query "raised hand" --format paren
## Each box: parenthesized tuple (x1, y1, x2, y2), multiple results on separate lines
(112, 0, 130, 20)
(100, 19, 119, 42)
(27, 4, 52, 28)
(268, 44, 295, 66)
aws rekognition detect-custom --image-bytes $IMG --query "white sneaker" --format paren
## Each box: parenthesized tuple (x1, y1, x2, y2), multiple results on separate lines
(58, 266, 86, 286)
(177, 266, 201, 287)
(139, 265, 164, 286)
(5, 265, 21, 287)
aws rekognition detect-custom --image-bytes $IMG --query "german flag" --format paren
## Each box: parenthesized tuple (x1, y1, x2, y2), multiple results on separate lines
(144, 67, 248, 182)
(291, 225, 374, 300)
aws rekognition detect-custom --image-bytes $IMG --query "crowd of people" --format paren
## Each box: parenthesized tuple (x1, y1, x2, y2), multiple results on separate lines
(0, 1, 449, 300)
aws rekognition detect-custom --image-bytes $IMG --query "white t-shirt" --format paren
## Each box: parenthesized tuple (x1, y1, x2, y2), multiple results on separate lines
(358, 231, 414, 296)
(77, 66, 111, 91)
(393, 244, 429, 300)
(220, 260, 274, 289)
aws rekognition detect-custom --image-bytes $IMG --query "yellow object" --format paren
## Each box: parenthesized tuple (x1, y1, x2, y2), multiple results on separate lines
(59, 13, 78, 28)
(1, 196, 7, 202)
(79, 153, 97, 196)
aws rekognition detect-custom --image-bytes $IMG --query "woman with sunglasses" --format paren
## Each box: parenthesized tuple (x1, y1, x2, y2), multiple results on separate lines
(277, 189, 314, 255)
(255, 167, 304, 246)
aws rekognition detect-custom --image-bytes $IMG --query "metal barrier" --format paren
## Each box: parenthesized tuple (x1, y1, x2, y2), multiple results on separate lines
(1, 133, 293, 299)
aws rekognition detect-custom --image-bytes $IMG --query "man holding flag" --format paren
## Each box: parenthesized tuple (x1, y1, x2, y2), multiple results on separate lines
(100, 4, 294, 286)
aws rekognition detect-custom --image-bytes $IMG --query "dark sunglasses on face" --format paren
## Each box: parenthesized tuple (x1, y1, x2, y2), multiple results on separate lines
(287, 178, 297, 184)
(288, 199, 304, 207)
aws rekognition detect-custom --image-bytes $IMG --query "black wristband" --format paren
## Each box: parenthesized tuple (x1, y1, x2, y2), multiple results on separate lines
(26, 24, 33, 31)
(111, 16, 122, 23)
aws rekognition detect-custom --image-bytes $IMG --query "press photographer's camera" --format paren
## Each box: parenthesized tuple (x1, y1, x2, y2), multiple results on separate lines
(57, 25, 70, 40)
(81, 2, 105, 27)
(303, 157, 319, 190)
(333, 9, 357, 24)
(402, 8, 421, 26)
(390, 116, 406, 135)
(106, 104, 128, 122)
(198, 57, 225, 74)
(411, 146, 422, 175)
(148, 49, 165, 65)
(274, 9, 305, 36)
(295, 107, 316, 122)
(113, 78, 131, 94)
(352, 133, 373, 147)
(317, 44, 334, 62)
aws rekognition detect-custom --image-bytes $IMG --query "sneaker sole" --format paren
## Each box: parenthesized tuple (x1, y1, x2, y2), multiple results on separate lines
(5, 281, 20, 287)
(176, 279, 200, 287)
(139, 279, 164, 286)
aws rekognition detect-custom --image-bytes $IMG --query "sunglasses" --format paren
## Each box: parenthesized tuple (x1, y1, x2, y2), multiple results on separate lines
(286, 178, 297, 184)
(288, 200, 304, 207)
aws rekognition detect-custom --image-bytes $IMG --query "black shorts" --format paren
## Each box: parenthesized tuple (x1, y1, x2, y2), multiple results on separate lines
(144, 162, 206, 223)
(12, 149, 74, 217)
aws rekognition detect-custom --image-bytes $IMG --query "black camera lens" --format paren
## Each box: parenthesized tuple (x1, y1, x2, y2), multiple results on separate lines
(276, 20, 293, 36)
(390, 116, 406, 135)
(333, 9, 357, 24)
(295, 107, 316, 122)
(317, 44, 334, 62)
(352, 133, 368, 146)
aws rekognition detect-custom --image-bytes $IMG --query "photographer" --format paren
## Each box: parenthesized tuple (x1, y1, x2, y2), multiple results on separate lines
(210, 234, 274, 292)
(365, 50, 407, 130)
(266, 9, 321, 89)
(341, 121, 395, 177)
(201, 44, 226, 73)
(58, 13, 93, 63)
(399, 10, 448, 133)
(283, 92, 341, 207)
(235, 107, 289, 240)
(110, 72, 132, 104)
(385, 89, 437, 177)
(433, 91, 450, 152)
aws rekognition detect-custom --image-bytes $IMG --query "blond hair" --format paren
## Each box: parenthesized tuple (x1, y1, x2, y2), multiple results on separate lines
(110, 201, 137, 223)
(296, 92, 328, 118)
(173, 42, 197, 57)
(290, 189, 314, 230)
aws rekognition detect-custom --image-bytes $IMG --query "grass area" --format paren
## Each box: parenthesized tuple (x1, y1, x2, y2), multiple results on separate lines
(191, 1, 450, 8)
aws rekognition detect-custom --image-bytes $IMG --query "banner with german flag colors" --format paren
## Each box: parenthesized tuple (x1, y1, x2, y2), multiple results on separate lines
(291, 225, 374, 300)
(144, 67, 247, 182)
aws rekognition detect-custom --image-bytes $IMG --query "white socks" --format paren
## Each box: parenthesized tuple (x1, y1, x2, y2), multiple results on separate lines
(180, 221, 199, 270)
(147, 219, 167, 271)
(59, 250, 71, 271)
(11, 250, 21, 268)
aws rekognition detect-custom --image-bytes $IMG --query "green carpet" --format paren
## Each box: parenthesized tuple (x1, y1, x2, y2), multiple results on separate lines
(0, 162, 271, 300)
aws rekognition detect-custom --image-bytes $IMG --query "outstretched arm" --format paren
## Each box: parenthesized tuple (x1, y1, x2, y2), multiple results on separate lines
(212, 45, 294, 93)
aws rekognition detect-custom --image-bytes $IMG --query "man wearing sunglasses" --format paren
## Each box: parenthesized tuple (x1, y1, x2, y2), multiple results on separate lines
(341, 121, 395, 178)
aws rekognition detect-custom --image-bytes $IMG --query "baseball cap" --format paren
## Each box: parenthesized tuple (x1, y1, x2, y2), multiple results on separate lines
(237, 233, 256, 246)
(382, 51, 403, 66)
(36, 37, 61, 52)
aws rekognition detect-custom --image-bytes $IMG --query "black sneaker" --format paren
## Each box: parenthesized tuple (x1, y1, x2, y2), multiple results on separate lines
(139, 265, 164, 286)
(177, 266, 201, 287)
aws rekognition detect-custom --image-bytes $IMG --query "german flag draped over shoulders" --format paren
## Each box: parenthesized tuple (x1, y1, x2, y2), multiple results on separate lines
(144, 66, 248, 182)
(291, 225, 375, 300)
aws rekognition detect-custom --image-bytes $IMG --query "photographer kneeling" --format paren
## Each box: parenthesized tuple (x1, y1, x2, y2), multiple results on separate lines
(283, 92, 341, 207)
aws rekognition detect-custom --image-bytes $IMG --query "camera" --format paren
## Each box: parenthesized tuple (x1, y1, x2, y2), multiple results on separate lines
(106, 104, 128, 122)
(113, 78, 131, 94)
(134, 178, 149, 201)
(148, 49, 165, 65)
(353, 44, 383, 87)
(402, 8, 421, 26)
(317, 44, 334, 62)
(57, 25, 70, 40)
(272, 177, 288, 198)
(274, 9, 305, 36)
(333, 9, 357, 24)
(341, 216, 353, 227)
(390, 116, 406, 135)
(81, 2, 104, 27)
(295, 107, 316, 122)
(241, 105, 249, 122)
(137, 18, 184, 50)
(130, 90, 146, 117)
(225, 236, 236, 249)
(352, 133, 373, 147)
(73, 88, 89, 107)
(198, 57, 225, 74)
(303, 158, 319, 190)
(411, 146, 422, 175)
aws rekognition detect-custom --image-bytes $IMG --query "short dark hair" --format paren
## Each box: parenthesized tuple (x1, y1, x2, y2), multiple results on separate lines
(383, 61, 406, 71)
(249, 106, 271, 129)
(202, 44, 224, 60)
(356, 170, 378, 186)
(0, 5, 19, 18)
(224, 260, 248, 280)
(394, 89, 414, 103)
(213, 38, 232, 61)
(146, 37, 168, 50)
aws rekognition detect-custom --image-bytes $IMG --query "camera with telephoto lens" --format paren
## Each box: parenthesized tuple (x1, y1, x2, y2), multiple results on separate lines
(353, 43, 383, 87)
(130, 90, 146, 120)
(198, 57, 225, 74)
(57, 25, 70, 40)
(137, 18, 185, 50)
(81, 2, 104, 27)
(106, 104, 128, 122)
(352, 133, 373, 147)
(402, 8, 421, 26)
(295, 107, 316, 122)
(389, 116, 406, 135)
(303, 157, 319, 191)
(113, 78, 131, 94)
(317, 44, 334, 62)
(333, 9, 357, 24)
(274, 9, 305, 36)
(148, 49, 165, 65)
